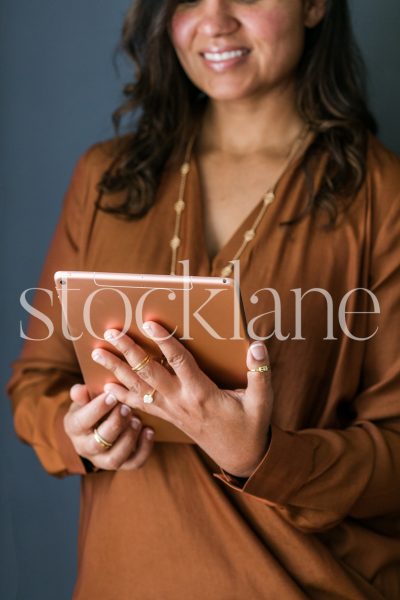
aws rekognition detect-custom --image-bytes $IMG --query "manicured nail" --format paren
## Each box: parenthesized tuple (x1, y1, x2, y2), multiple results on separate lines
(120, 405, 131, 417)
(146, 429, 154, 440)
(250, 343, 267, 361)
(70, 383, 82, 394)
(105, 393, 117, 406)
(143, 322, 153, 336)
(92, 351, 106, 365)
(131, 418, 141, 430)
(104, 330, 116, 342)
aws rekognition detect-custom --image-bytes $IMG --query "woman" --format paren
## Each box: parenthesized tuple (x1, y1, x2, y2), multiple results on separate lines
(8, 0, 400, 598)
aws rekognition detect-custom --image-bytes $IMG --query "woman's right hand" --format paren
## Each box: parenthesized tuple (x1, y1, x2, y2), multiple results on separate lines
(64, 384, 155, 472)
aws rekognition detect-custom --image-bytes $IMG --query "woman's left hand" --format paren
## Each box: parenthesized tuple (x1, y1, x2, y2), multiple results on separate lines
(92, 322, 273, 478)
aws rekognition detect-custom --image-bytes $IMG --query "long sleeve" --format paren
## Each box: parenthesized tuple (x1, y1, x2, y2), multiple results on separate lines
(6, 150, 96, 477)
(216, 149, 400, 533)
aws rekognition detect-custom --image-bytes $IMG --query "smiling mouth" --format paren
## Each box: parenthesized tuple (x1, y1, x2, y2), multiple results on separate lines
(201, 49, 250, 63)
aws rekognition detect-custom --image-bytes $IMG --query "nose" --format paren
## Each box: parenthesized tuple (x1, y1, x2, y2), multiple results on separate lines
(197, 0, 240, 38)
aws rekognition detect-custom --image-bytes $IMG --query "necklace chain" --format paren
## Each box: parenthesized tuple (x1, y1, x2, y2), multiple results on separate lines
(169, 128, 309, 277)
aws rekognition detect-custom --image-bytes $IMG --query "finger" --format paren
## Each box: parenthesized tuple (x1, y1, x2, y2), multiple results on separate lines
(65, 391, 118, 436)
(101, 330, 176, 397)
(91, 346, 141, 389)
(86, 403, 133, 455)
(69, 383, 90, 407)
(93, 422, 144, 471)
(104, 382, 168, 421)
(119, 427, 155, 471)
(142, 321, 201, 383)
(245, 342, 273, 409)
(103, 329, 161, 370)
(91, 347, 170, 395)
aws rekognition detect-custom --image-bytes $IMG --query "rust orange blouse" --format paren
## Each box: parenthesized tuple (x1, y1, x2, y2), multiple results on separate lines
(7, 135, 400, 599)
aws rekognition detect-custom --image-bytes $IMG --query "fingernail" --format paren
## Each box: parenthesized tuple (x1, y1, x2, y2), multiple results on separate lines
(143, 322, 153, 336)
(120, 404, 131, 417)
(92, 351, 106, 365)
(105, 393, 117, 406)
(104, 330, 116, 342)
(131, 418, 141, 430)
(250, 343, 267, 361)
(70, 383, 82, 394)
(146, 429, 154, 440)
(120, 405, 131, 417)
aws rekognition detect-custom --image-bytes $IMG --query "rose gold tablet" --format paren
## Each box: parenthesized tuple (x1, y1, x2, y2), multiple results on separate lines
(54, 271, 250, 443)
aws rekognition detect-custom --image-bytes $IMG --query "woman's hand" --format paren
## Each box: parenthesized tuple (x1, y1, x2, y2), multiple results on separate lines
(93, 322, 273, 478)
(64, 384, 155, 472)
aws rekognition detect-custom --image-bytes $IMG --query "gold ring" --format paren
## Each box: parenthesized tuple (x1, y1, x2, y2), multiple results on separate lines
(143, 388, 156, 404)
(93, 427, 113, 449)
(249, 364, 271, 373)
(132, 355, 151, 373)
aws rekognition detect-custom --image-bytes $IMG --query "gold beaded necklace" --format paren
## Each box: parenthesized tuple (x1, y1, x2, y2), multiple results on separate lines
(169, 127, 309, 277)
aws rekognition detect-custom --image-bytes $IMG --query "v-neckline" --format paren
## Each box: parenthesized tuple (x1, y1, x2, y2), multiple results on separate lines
(190, 153, 267, 274)
(185, 131, 315, 276)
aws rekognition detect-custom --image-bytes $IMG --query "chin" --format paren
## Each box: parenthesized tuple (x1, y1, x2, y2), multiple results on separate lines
(200, 83, 256, 103)
(205, 89, 264, 104)
(197, 75, 278, 104)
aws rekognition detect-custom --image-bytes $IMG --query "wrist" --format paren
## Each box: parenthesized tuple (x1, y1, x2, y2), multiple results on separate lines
(226, 425, 272, 479)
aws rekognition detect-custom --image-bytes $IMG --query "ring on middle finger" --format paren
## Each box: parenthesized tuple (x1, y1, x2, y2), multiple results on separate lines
(131, 355, 151, 373)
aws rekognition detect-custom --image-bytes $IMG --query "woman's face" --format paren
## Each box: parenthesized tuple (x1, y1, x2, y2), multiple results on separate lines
(170, 0, 326, 102)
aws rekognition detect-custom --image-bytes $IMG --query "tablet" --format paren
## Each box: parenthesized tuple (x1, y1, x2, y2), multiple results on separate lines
(54, 271, 250, 443)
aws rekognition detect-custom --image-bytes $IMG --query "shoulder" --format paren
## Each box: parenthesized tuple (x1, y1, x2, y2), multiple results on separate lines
(62, 136, 132, 224)
(366, 135, 400, 197)
(361, 135, 400, 235)
(363, 136, 400, 265)
(77, 134, 133, 176)
(65, 134, 133, 209)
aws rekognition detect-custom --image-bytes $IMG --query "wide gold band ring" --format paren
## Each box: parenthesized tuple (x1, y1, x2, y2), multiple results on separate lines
(249, 364, 271, 373)
(132, 355, 151, 373)
(93, 427, 113, 450)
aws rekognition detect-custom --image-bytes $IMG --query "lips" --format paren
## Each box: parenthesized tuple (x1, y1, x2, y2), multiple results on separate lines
(199, 46, 251, 72)
(202, 48, 250, 62)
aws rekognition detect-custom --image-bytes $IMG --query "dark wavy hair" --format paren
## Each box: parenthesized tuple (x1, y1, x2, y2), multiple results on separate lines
(96, 0, 377, 225)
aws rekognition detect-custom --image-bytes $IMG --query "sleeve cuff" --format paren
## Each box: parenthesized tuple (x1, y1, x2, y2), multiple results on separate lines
(54, 403, 87, 476)
(214, 424, 315, 504)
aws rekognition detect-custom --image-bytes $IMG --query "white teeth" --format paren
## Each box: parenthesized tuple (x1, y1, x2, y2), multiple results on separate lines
(203, 49, 247, 62)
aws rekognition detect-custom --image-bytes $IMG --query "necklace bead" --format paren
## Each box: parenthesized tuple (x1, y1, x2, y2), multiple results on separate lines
(174, 200, 186, 214)
(263, 191, 275, 206)
(181, 163, 190, 176)
(170, 236, 181, 250)
(244, 229, 256, 242)
(221, 265, 234, 278)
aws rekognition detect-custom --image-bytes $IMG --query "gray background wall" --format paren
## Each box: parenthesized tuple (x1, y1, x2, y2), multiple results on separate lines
(1, 1, 399, 599)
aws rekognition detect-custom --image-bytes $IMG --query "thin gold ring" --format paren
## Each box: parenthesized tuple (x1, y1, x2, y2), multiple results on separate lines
(249, 365, 271, 373)
(143, 388, 156, 404)
(93, 427, 113, 450)
(132, 355, 151, 373)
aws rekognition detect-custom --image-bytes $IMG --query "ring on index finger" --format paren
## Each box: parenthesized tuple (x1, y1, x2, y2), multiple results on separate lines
(93, 427, 113, 450)
(131, 355, 151, 373)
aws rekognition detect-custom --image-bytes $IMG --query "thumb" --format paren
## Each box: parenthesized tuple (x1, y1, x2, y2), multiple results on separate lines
(246, 342, 273, 405)
(69, 383, 90, 407)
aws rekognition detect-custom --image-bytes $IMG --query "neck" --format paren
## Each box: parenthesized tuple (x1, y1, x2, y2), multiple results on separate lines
(198, 83, 306, 157)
